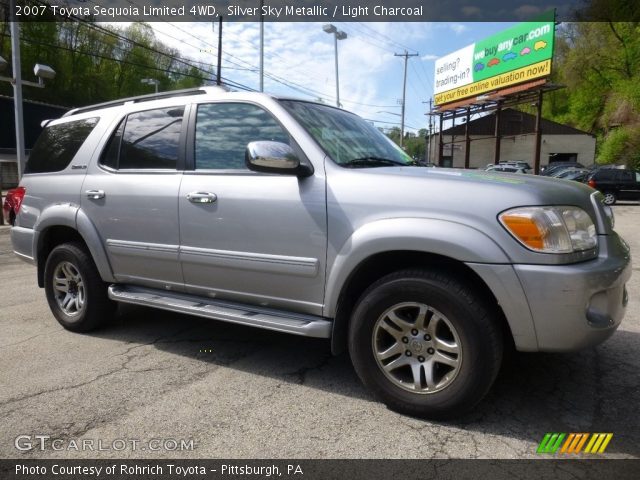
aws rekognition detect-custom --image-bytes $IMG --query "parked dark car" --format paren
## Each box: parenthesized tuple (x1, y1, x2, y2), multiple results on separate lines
(586, 168, 640, 205)
(555, 168, 590, 182)
(561, 170, 589, 182)
(541, 162, 585, 176)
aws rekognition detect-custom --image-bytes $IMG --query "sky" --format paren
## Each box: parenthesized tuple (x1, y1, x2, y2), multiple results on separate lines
(136, 21, 515, 134)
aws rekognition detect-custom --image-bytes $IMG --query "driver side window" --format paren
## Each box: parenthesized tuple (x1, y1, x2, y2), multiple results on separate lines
(194, 103, 290, 170)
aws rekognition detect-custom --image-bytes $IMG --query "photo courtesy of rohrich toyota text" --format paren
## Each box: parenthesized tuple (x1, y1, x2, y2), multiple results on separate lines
(0, 0, 639, 478)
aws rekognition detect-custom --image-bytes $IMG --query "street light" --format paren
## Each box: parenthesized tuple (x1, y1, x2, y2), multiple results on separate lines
(141, 78, 159, 93)
(0, 57, 56, 88)
(322, 24, 347, 108)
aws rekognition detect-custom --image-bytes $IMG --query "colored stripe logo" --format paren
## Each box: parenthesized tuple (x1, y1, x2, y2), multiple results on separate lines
(537, 433, 613, 454)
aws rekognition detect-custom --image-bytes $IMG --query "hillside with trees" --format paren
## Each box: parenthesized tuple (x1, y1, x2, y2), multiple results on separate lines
(542, 19, 639, 167)
(0, 18, 210, 108)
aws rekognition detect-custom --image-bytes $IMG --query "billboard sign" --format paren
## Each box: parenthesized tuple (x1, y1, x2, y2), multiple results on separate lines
(434, 12, 555, 106)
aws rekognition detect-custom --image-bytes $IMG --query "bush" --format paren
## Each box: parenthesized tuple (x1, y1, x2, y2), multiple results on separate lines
(597, 126, 640, 169)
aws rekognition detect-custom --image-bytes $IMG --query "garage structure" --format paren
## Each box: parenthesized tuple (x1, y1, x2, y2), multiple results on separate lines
(427, 107, 596, 170)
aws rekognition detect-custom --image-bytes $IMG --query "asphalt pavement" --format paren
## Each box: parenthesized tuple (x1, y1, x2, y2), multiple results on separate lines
(1, 205, 639, 459)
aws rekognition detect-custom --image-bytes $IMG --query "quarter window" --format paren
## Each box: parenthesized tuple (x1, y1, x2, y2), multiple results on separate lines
(25, 117, 99, 174)
(194, 103, 290, 170)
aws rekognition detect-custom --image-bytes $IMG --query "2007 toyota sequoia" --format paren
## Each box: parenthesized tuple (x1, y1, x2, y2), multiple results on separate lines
(6, 87, 631, 418)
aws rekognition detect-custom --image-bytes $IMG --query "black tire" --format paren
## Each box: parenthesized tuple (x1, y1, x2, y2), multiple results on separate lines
(44, 242, 115, 332)
(602, 191, 617, 206)
(348, 269, 503, 419)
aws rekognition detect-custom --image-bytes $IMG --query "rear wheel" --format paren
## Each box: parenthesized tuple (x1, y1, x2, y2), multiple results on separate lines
(348, 269, 503, 419)
(602, 191, 617, 205)
(44, 242, 115, 332)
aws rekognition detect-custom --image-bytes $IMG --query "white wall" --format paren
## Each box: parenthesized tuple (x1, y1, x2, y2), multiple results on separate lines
(435, 134, 596, 169)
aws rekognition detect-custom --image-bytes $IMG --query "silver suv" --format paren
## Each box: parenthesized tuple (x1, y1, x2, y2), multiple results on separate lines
(7, 87, 631, 418)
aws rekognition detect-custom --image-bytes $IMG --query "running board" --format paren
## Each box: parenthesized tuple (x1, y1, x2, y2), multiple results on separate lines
(108, 285, 332, 338)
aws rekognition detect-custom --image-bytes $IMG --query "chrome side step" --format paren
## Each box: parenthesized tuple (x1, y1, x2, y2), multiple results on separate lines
(108, 285, 332, 338)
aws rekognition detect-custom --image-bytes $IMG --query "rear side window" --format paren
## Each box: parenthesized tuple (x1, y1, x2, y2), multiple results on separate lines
(25, 117, 99, 174)
(596, 170, 616, 180)
(100, 107, 184, 170)
(619, 170, 634, 182)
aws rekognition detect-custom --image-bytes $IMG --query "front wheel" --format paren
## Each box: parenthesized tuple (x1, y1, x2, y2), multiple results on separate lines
(348, 269, 503, 419)
(44, 242, 115, 332)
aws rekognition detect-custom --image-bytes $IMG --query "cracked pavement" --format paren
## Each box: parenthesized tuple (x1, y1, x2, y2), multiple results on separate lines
(0, 205, 639, 459)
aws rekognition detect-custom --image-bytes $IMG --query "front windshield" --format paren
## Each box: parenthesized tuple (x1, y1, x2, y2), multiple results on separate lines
(279, 100, 416, 168)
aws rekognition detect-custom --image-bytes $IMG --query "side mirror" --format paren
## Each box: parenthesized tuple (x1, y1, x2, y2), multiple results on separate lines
(245, 141, 312, 177)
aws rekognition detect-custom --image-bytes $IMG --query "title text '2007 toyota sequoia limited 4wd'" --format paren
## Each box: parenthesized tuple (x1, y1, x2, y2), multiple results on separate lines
(6, 87, 631, 418)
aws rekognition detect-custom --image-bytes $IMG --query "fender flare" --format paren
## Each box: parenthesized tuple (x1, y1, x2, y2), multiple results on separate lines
(34, 204, 115, 284)
(324, 217, 511, 318)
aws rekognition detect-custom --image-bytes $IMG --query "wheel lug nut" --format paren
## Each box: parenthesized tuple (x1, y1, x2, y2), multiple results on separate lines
(411, 329, 418, 336)
(418, 356, 425, 362)
(424, 334, 431, 341)
(402, 337, 409, 343)
(427, 348, 435, 355)
(405, 350, 412, 356)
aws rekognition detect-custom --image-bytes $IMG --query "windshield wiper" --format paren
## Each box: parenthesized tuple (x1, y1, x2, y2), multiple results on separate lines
(342, 156, 410, 168)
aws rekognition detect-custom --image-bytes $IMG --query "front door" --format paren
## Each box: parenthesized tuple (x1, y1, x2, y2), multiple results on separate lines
(178, 102, 327, 315)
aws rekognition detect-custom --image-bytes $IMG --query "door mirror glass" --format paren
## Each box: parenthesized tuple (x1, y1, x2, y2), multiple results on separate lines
(245, 141, 311, 176)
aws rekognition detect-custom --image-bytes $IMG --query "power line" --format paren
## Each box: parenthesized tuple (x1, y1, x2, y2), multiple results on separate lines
(364, 118, 420, 130)
(410, 61, 433, 94)
(45, 0, 255, 91)
(345, 24, 396, 54)
(155, 20, 409, 109)
(356, 23, 419, 54)
(19, 36, 215, 82)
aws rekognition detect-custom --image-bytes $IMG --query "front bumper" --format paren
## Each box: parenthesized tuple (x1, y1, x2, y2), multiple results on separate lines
(513, 232, 631, 351)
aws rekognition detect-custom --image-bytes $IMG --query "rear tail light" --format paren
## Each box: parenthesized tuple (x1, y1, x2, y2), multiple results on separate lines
(588, 179, 596, 188)
(2, 187, 26, 225)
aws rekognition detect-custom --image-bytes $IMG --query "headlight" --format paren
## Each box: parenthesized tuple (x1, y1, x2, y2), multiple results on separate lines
(499, 206, 597, 253)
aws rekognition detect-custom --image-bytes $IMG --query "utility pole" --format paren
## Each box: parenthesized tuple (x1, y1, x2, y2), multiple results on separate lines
(422, 99, 433, 164)
(10, 0, 25, 180)
(259, 0, 264, 91)
(395, 50, 419, 148)
(216, 17, 223, 85)
(429, 100, 434, 163)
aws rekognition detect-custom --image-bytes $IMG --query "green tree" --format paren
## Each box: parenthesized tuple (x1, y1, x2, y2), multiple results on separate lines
(542, 18, 640, 167)
(0, 20, 209, 108)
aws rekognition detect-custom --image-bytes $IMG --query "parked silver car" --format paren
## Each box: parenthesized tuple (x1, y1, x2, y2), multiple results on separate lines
(7, 87, 631, 419)
(485, 164, 529, 174)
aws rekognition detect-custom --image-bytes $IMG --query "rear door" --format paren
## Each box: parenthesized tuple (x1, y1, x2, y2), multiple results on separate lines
(81, 105, 187, 291)
(178, 101, 327, 316)
(617, 170, 640, 200)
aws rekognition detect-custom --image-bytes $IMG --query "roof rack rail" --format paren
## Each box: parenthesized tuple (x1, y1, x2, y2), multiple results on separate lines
(62, 85, 229, 118)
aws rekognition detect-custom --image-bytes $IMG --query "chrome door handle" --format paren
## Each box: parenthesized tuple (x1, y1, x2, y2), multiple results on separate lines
(187, 192, 217, 204)
(86, 190, 105, 200)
